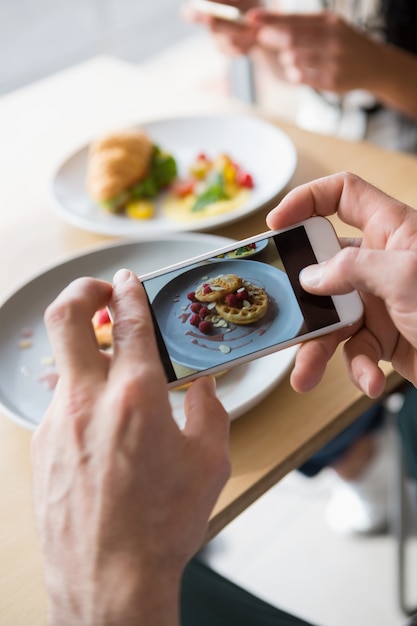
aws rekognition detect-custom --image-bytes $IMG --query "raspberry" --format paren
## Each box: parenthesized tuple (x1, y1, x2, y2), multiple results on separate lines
(190, 314, 200, 327)
(187, 291, 196, 301)
(199, 306, 210, 319)
(198, 320, 212, 334)
(225, 294, 239, 307)
(190, 302, 202, 313)
(236, 288, 249, 301)
(203, 284, 212, 294)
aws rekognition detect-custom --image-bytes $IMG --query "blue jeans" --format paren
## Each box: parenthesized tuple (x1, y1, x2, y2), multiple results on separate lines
(298, 403, 384, 477)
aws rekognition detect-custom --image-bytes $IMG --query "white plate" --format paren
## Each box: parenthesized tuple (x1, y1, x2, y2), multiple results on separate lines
(0, 233, 297, 431)
(50, 114, 297, 236)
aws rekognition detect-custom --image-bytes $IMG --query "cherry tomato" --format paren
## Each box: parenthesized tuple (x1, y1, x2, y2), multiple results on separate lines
(172, 179, 195, 197)
(237, 170, 254, 188)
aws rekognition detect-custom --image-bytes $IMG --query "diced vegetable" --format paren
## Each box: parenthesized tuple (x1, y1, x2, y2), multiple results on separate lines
(191, 172, 230, 212)
(172, 179, 195, 198)
(236, 169, 254, 188)
(125, 199, 155, 220)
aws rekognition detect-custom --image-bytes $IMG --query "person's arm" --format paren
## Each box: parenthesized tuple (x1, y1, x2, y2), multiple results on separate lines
(32, 269, 230, 626)
(266, 172, 417, 396)
(247, 10, 417, 121)
(368, 43, 417, 120)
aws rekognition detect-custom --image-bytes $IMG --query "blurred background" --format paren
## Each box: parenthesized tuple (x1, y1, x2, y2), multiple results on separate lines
(0, 0, 201, 95)
(3, 5, 416, 626)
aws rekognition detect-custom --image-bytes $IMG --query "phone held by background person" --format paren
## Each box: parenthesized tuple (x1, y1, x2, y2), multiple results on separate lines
(137, 217, 363, 388)
(187, 0, 246, 23)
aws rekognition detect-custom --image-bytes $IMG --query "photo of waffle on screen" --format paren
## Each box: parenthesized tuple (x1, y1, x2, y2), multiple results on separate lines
(191, 273, 269, 329)
(149, 259, 304, 374)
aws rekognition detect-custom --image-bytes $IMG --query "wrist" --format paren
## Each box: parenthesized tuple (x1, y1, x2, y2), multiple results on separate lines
(368, 44, 417, 119)
(45, 556, 183, 626)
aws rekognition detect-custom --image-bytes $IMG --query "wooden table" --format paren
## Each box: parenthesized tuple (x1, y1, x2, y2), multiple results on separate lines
(0, 56, 415, 623)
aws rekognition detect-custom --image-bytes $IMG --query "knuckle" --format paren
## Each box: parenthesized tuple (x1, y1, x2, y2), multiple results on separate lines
(108, 370, 152, 413)
(401, 252, 417, 282)
(44, 277, 94, 329)
(219, 454, 232, 482)
(112, 315, 151, 344)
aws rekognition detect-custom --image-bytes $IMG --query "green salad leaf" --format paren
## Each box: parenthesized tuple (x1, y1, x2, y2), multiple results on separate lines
(191, 172, 229, 212)
(130, 146, 177, 199)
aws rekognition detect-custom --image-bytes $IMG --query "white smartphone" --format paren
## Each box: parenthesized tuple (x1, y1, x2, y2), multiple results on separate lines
(140, 217, 363, 389)
(188, 0, 246, 23)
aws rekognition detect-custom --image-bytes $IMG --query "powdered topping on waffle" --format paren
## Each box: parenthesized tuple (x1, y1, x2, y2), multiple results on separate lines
(195, 273, 243, 302)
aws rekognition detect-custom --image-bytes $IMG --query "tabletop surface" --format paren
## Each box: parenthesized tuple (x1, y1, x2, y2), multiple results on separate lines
(0, 55, 414, 623)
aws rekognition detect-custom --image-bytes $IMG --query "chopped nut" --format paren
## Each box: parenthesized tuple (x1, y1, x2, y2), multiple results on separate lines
(18, 339, 33, 350)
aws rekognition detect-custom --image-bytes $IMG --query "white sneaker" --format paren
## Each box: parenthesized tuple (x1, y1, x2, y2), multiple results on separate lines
(325, 427, 394, 535)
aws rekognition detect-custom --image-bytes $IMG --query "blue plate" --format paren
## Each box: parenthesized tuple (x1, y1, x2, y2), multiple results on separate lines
(151, 259, 304, 372)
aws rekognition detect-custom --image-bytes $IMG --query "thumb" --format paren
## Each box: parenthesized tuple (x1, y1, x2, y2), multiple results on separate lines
(299, 247, 401, 299)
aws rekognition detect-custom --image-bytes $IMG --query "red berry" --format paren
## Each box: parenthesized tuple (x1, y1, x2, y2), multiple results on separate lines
(95, 308, 111, 325)
(190, 302, 202, 313)
(199, 306, 210, 319)
(198, 320, 212, 334)
(187, 291, 196, 301)
(236, 289, 248, 301)
(190, 314, 200, 327)
(225, 294, 238, 307)
(203, 284, 212, 294)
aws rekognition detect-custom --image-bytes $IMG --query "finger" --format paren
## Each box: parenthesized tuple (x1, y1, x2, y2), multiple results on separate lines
(290, 331, 343, 393)
(343, 332, 387, 398)
(266, 172, 409, 235)
(300, 247, 408, 302)
(266, 172, 351, 229)
(109, 269, 166, 381)
(44, 277, 113, 380)
(183, 377, 230, 458)
(213, 31, 255, 55)
(248, 9, 323, 29)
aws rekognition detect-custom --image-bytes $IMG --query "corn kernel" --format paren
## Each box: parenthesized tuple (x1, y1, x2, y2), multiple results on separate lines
(125, 200, 155, 220)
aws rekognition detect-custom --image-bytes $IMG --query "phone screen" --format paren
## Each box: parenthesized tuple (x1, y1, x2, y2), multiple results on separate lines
(142, 225, 340, 384)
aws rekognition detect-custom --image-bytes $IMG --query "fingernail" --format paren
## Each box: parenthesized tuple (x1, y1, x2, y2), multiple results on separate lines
(113, 269, 132, 284)
(206, 375, 217, 393)
(358, 374, 370, 397)
(300, 264, 323, 288)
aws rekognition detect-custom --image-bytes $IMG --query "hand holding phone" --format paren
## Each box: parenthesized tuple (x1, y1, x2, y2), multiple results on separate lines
(140, 217, 363, 389)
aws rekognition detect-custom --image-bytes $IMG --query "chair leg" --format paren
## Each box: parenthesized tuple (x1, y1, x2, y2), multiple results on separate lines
(395, 429, 417, 617)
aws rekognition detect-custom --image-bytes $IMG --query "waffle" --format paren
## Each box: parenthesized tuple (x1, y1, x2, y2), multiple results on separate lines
(216, 282, 269, 325)
(195, 274, 242, 302)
